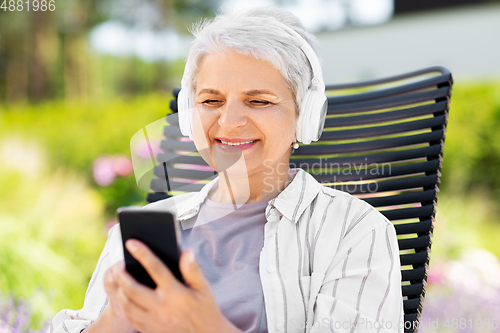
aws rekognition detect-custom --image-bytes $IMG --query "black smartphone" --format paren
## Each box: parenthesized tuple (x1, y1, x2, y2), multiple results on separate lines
(118, 207, 184, 288)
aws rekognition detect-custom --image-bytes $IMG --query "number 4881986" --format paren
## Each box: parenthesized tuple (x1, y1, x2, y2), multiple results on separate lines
(0, 0, 56, 11)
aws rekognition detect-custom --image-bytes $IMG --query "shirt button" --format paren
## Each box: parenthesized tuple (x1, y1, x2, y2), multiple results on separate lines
(267, 265, 275, 273)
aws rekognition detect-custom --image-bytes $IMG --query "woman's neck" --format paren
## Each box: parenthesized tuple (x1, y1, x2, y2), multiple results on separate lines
(208, 167, 295, 204)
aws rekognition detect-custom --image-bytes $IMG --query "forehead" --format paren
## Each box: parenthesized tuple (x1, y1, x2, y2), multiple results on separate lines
(195, 50, 292, 96)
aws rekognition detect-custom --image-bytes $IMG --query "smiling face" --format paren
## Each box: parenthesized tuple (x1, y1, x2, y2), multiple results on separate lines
(191, 50, 298, 179)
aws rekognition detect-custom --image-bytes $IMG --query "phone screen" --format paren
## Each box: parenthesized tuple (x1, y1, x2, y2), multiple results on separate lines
(118, 208, 184, 288)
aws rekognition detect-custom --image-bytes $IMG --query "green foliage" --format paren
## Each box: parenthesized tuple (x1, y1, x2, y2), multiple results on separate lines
(0, 93, 177, 328)
(97, 176, 148, 213)
(0, 94, 173, 328)
(96, 55, 185, 100)
(440, 81, 500, 199)
(414, 80, 500, 261)
(432, 189, 500, 261)
(0, 93, 170, 169)
(0, 93, 172, 213)
(0, 137, 108, 329)
(0, 0, 214, 103)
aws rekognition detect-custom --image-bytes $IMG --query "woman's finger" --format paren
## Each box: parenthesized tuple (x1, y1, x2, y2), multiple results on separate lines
(112, 261, 155, 311)
(103, 268, 116, 291)
(103, 263, 121, 295)
(125, 239, 181, 290)
(115, 283, 150, 330)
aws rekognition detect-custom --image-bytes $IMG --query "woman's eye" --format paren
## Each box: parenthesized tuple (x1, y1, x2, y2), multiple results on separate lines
(250, 100, 270, 105)
(202, 99, 221, 105)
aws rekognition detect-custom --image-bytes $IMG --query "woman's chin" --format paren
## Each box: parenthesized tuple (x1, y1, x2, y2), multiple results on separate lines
(212, 142, 257, 167)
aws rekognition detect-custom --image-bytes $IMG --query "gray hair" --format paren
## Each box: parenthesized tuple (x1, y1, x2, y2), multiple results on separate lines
(185, 6, 322, 114)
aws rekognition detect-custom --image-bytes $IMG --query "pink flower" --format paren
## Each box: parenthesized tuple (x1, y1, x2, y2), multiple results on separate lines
(426, 265, 443, 285)
(92, 156, 116, 186)
(113, 154, 133, 177)
(133, 139, 162, 160)
(104, 218, 118, 233)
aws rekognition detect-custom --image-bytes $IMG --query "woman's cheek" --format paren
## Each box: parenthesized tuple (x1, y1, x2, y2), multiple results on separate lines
(192, 106, 215, 168)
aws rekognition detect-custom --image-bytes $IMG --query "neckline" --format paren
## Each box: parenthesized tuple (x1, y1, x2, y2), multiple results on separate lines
(204, 197, 269, 211)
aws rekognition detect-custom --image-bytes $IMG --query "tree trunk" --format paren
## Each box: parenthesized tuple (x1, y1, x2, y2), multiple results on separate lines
(28, 10, 58, 102)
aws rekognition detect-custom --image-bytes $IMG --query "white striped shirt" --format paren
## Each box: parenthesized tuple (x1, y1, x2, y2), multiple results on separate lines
(48, 168, 403, 333)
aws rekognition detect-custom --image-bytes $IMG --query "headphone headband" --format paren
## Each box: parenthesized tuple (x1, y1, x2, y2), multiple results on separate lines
(271, 21, 325, 93)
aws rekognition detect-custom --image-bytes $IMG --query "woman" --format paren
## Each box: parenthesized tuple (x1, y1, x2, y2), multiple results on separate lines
(49, 6, 403, 333)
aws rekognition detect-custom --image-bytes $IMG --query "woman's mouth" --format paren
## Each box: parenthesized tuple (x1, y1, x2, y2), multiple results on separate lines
(219, 139, 256, 146)
(215, 138, 258, 150)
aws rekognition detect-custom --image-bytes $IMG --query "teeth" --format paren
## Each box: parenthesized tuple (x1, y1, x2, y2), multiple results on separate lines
(220, 140, 256, 146)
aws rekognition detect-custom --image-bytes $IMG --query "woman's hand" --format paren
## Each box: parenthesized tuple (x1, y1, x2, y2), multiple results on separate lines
(102, 262, 136, 333)
(108, 239, 241, 333)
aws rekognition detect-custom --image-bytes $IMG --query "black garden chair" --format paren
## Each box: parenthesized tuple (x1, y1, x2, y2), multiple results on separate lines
(147, 66, 453, 333)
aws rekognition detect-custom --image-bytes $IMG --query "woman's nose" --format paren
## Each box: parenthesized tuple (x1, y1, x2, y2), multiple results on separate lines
(218, 99, 247, 130)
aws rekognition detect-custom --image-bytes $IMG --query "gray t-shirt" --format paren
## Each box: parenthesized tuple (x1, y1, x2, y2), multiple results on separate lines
(180, 198, 269, 333)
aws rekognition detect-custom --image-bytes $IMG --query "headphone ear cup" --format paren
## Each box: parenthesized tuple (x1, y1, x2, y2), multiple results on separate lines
(296, 89, 327, 144)
(177, 85, 193, 140)
(308, 90, 327, 142)
(296, 89, 312, 144)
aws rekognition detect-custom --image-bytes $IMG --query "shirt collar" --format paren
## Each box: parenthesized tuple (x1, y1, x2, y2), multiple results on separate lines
(269, 168, 323, 223)
(176, 177, 219, 222)
(176, 168, 323, 224)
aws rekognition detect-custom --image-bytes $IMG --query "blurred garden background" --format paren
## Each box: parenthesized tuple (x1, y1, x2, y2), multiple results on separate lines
(1, 0, 500, 332)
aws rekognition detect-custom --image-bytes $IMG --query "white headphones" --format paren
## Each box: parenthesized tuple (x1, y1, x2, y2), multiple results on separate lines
(177, 20, 328, 145)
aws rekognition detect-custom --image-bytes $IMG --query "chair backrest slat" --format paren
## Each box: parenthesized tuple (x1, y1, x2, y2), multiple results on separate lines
(150, 178, 206, 193)
(327, 71, 451, 104)
(329, 174, 439, 194)
(153, 165, 215, 181)
(160, 139, 197, 152)
(401, 252, 429, 266)
(290, 144, 442, 166)
(327, 87, 449, 114)
(403, 284, 424, 297)
(322, 115, 446, 141)
(405, 313, 419, 329)
(325, 101, 447, 128)
(394, 220, 433, 235)
(404, 298, 422, 313)
(398, 236, 431, 251)
(402, 267, 426, 282)
(382, 205, 435, 221)
(292, 130, 444, 155)
(163, 125, 183, 138)
(157, 152, 207, 165)
(363, 189, 437, 207)
(316, 160, 440, 183)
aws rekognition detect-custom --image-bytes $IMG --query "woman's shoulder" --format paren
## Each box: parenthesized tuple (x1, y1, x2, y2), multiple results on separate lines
(314, 184, 393, 236)
(102, 192, 201, 264)
(292, 168, 391, 234)
(318, 185, 369, 208)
